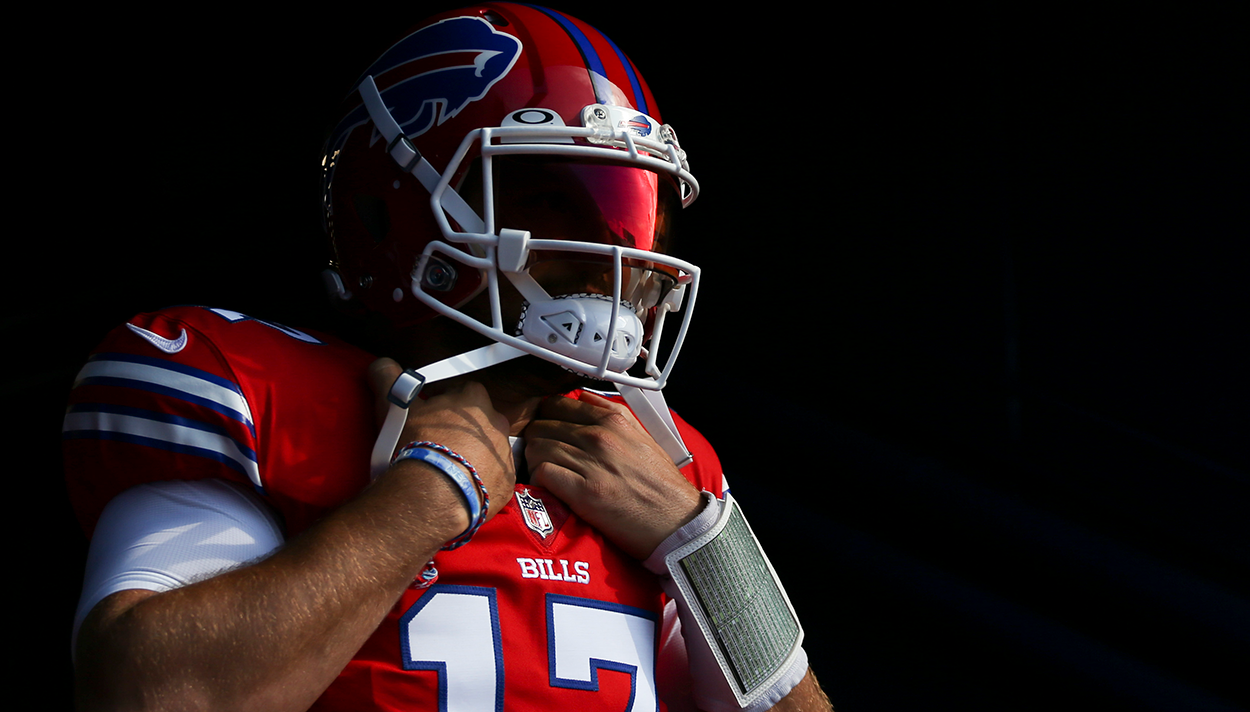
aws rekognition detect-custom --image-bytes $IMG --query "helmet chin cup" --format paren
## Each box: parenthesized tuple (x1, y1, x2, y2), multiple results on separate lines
(518, 295, 644, 377)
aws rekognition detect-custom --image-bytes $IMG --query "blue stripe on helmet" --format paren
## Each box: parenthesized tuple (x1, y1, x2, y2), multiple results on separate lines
(523, 5, 648, 114)
(595, 29, 648, 116)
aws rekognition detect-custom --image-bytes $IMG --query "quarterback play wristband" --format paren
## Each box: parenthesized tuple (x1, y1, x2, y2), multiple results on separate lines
(645, 492, 808, 712)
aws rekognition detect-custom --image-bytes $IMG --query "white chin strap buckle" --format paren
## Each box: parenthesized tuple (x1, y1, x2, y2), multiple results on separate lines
(518, 294, 643, 376)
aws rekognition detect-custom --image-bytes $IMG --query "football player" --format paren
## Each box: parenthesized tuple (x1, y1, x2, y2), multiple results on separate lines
(65, 4, 828, 710)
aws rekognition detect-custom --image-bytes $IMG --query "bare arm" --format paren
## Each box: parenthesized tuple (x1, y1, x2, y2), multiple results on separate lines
(75, 361, 515, 712)
(769, 670, 833, 712)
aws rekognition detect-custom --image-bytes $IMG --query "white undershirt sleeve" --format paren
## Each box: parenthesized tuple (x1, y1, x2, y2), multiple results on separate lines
(72, 479, 285, 654)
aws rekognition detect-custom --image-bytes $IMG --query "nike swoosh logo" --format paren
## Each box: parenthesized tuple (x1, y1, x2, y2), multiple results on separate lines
(126, 323, 189, 354)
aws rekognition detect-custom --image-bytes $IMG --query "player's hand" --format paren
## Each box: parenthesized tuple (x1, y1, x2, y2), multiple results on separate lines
(369, 358, 516, 521)
(523, 391, 703, 560)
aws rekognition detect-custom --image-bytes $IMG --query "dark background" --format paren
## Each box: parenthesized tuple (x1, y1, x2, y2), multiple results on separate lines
(21, 4, 1244, 710)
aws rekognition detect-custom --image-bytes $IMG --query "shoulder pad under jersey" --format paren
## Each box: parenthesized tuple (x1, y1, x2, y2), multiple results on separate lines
(64, 306, 377, 536)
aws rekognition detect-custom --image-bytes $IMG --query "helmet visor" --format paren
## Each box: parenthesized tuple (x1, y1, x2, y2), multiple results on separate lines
(491, 156, 684, 311)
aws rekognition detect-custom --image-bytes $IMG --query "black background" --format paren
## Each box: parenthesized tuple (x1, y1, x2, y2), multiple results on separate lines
(21, 4, 1245, 710)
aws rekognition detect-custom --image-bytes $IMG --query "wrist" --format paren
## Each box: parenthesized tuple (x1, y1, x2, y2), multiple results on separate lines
(632, 485, 706, 562)
(382, 457, 473, 541)
(644, 490, 719, 571)
(393, 441, 489, 548)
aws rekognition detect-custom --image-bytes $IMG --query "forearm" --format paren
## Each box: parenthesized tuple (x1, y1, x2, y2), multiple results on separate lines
(75, 461, 467, 712)
(766, 669, 832, 712)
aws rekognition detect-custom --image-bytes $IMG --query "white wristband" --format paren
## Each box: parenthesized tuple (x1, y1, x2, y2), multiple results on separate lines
(645, 492, 808, 712)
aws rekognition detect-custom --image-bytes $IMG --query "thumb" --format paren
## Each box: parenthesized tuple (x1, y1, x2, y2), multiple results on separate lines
(368, 357, 403, 428)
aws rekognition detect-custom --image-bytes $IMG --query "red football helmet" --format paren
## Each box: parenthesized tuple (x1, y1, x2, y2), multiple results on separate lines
(321, 2, 700, 391)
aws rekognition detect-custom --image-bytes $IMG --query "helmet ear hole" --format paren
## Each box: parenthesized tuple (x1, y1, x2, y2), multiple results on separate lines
(353, 194, 391, 244)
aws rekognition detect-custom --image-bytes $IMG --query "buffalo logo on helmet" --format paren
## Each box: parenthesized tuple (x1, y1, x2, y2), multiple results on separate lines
(326, 15, 522, 158)
(620, 114, 653, 137)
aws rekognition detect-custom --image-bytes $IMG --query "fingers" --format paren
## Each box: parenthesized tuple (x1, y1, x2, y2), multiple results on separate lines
(524, 397, 616, 499)
(368, 358, 403, 427)
(368, 357, 403, 391)
(527, 392, 646, 469)
(369, 359, 516, 519)
(522, 392, 702, 559)
(526, 459, 584, 501)
(537, 390, 622, 419)
(536, 392, 645, 435)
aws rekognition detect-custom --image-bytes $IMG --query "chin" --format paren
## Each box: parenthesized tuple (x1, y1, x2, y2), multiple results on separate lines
(483, 354, 605, 397)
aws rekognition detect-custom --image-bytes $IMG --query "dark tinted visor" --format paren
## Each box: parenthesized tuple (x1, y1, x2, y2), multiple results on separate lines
(492, 156, 681, 277)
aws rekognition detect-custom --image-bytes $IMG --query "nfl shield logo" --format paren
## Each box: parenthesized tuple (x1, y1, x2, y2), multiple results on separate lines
(517, 489, 554, 538)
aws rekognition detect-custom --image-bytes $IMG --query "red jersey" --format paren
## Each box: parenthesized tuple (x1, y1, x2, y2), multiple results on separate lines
(64, 306, 725, 711)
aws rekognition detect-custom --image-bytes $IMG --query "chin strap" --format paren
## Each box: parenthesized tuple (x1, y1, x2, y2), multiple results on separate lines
(617, 385, 693, 468)
(371, 350, 694, 480)
(358, 75, 485, 234)
(370, 343, 528, 479)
